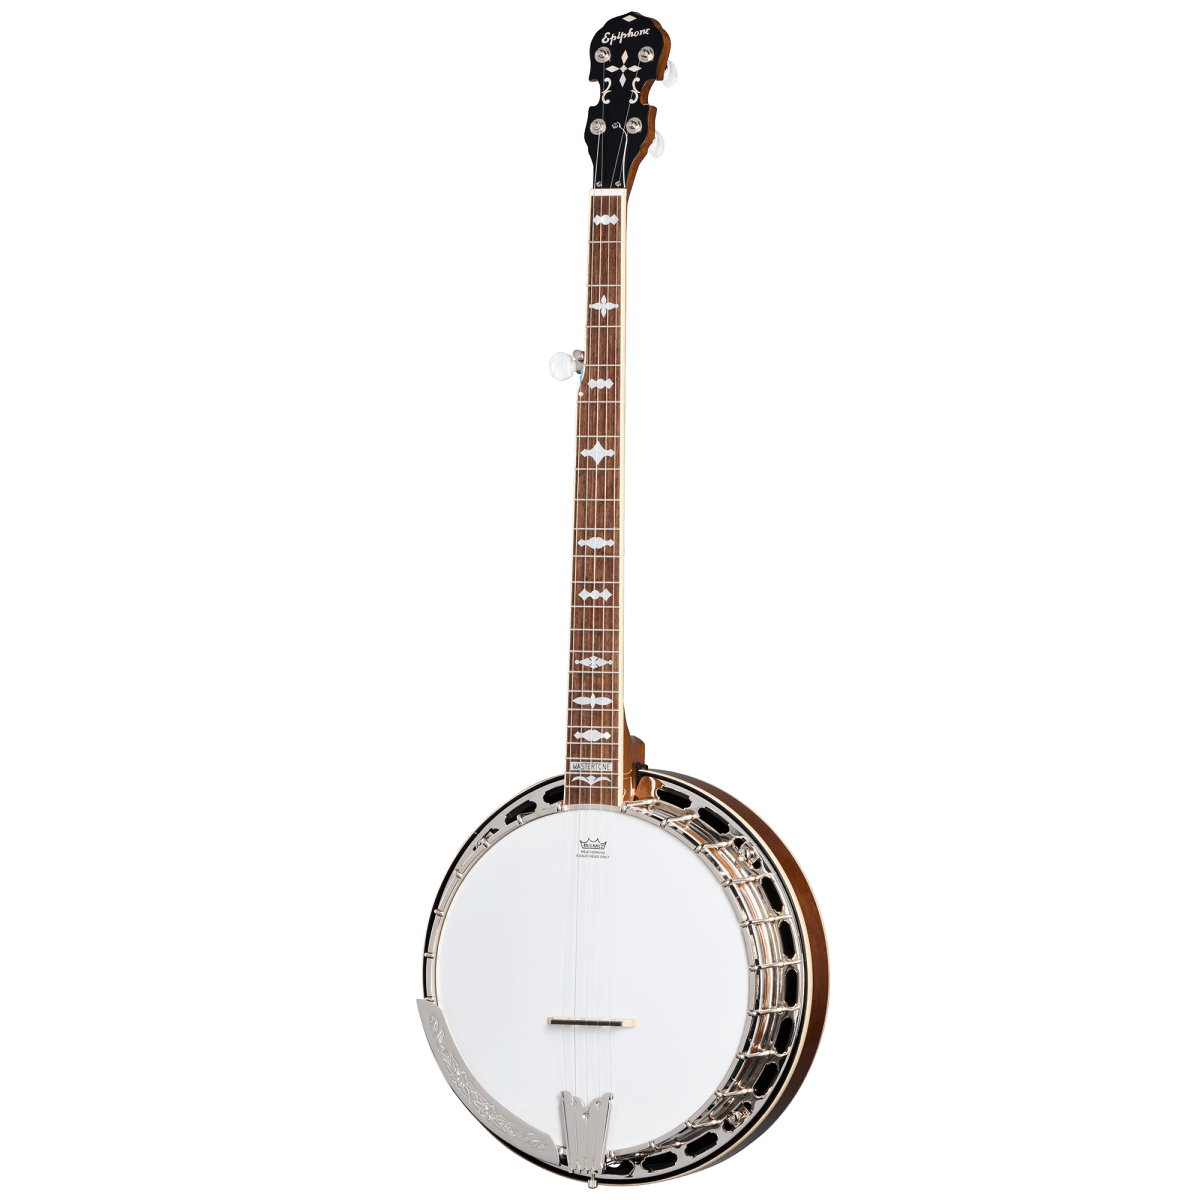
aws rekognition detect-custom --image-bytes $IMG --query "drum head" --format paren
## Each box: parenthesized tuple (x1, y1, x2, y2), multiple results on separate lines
(436, 805, 750, 1151)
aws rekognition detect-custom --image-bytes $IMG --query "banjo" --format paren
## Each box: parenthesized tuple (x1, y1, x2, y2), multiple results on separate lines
(418, 12, 828, 1185)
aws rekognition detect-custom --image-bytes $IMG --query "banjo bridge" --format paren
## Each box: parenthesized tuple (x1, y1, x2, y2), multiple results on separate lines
(548, 1017, 635, 1027)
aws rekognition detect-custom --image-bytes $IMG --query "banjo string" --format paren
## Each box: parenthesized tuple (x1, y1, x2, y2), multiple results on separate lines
(576, 187, 601, 1104)
(593, 189, 609, 1102)
(589, 196, 603, 1107)
(566, 191, 622, 1109)
(604, 189, 624, 1104)
(590, 191, 608, 1105)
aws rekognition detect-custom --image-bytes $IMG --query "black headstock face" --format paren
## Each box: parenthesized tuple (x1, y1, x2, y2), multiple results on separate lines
(586, 12, 671, 192)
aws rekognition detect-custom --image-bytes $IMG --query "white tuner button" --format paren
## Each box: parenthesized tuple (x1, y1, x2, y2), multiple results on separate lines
(663, 60, 678, 87)
(649, 130, 665, 159)
(549, 350, 576, 379)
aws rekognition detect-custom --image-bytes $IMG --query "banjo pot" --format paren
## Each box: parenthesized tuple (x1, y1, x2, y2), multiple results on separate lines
(419, 771, 828, 1184)
(417, 12, 828, 1184)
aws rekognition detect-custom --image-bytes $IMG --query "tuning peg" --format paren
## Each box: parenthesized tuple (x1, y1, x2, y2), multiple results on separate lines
(549, 350, 584, 381)
(663, 60, 678, 87)
(649, 130, 665, 159)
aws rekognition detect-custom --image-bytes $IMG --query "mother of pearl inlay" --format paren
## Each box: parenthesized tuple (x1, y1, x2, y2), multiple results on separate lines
(581, 441, 615, 464)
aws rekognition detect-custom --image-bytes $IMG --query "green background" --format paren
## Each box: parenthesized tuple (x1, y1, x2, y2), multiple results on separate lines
(4, 0, 1195, 1195)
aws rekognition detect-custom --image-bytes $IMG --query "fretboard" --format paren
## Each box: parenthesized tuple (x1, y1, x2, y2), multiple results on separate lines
(564, 189, 627, 807)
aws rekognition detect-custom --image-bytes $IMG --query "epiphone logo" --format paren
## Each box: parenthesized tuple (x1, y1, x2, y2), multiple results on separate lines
(602, 28, 651, 44)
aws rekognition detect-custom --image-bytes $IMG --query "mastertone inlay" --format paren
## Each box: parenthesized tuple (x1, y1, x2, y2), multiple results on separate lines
(581, 441, 616, 464)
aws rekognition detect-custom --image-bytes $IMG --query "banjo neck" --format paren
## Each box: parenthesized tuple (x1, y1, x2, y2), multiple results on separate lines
(564, 188, 629, 809)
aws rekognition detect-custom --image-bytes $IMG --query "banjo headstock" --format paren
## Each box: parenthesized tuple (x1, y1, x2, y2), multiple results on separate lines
(585, 12, 671, 192)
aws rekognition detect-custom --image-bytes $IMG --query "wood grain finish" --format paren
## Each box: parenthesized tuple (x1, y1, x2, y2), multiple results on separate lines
(619, 17, 670, 197)
(666, 771, 830, 1156)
